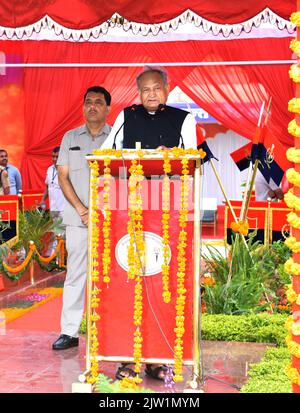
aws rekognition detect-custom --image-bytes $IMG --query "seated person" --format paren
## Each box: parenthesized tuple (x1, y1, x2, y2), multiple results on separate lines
(255, 169, 284, 202)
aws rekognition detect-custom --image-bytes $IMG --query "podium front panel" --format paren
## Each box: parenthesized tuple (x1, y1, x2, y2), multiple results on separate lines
(94, 179, 194, 361)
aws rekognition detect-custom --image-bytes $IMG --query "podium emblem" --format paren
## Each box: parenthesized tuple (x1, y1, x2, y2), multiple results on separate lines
(115, 231, 171, 276)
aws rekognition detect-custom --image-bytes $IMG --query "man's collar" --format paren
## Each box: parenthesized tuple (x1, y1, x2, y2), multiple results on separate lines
(79, 124, 110, 137)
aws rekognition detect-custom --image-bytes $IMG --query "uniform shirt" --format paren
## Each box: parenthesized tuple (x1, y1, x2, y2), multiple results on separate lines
(6, 164, 22, 194)
(45, 164, 66, 212)
(255, 169, 281, 201)
(57, 124, 111, 227)
(101, 105, 197, 149)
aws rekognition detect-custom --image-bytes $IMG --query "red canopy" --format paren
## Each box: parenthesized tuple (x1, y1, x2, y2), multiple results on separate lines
(0, 0, 295, 28)
(0, 1, 296, 189)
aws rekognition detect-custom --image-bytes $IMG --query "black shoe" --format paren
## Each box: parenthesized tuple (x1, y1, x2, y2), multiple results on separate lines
(52, 334, 79, 350)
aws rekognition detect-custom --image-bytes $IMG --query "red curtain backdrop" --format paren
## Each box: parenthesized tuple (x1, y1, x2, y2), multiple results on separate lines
(0, 1, 295, 28)
(1, 36, 294, 189)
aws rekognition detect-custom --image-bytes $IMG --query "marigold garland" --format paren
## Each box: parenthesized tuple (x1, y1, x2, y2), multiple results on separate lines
(286, 364, 300, 386)
(286, 315, 294, 332)
(287, 147, 300, 163)
(285, 236, 300, 253)
(173, 157, 190, 382)
(230, 220, 249, 236)
(286, 283, 299, 303)
(292, 322, 300, 336)
(286, 334, 300, 359)
(127, 158, 145, 376)
(2, 239, 65, 279)
(289, 64, 300, 83)
(290, 39, 300, 56)
(289, 98, 300, 114)
(161, 152, 171, 303)
(102, 157, 112, 285)
(291, 11, 300, 26)
(288, 119, 300, 138)
(87, 160, 102, 384)
(92, 147, 206, 159)
(286, 168, 300, 187)
(285, 257, 300, 276)
(285, 189, 300, 211)
(287, 212, 300, 229)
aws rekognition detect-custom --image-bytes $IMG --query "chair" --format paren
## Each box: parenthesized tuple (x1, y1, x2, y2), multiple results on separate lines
(202, 197, 218, 236)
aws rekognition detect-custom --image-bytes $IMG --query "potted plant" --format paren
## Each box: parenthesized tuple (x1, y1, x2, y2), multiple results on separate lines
(0, 209, 63, 289)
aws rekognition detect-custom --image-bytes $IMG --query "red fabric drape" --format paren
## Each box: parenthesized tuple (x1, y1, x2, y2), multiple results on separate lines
(156, 38, 294, 148)
(2, 37, 294, 189)
(19, 42, 150, 188)
(0, 0, 296, 28)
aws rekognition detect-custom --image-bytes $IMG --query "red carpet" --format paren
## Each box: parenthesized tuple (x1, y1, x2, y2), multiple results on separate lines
(7, 295, 62, 332)
(1, 280, 272, 393)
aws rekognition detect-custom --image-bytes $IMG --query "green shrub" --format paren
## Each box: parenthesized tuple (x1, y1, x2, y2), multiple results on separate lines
(79, 314, 87, 334)
(202, 237, 292, 315)
(95, 373, 155, 393)
(241, 347, 291, 393)
(201, 313, 287, 346)
(202, 234, 274, 314)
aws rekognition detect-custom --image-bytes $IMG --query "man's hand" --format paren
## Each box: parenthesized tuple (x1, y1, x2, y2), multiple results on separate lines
(267, 188, 284, 201)
(267, 189, 276, 199)
(77, 206, 89, 226)
(274, 188, 284, 200)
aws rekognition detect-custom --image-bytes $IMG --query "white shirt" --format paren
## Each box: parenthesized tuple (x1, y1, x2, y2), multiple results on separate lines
(101, 109, 197, 149)
(255, 169, 281, 201)
(45, 165, 66, 212)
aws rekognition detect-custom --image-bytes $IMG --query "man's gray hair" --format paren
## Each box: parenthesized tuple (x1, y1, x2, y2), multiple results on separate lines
(136, 66, 168, 89)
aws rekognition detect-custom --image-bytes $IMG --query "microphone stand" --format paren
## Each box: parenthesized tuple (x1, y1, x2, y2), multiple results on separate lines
(112, 104, 137, 149)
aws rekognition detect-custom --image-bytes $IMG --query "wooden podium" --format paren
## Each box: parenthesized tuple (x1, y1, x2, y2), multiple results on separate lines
(75, 149, 203, 391)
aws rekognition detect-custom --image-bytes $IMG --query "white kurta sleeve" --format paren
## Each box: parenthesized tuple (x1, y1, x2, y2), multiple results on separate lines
(181, 113, 197, 149)
(101, 111, 125, 149)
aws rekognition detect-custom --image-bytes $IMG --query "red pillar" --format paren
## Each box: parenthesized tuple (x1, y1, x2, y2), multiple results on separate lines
(291, 1, 300, 392)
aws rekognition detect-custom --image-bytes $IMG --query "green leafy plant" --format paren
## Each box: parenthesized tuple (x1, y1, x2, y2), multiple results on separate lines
(95, 373, 155, 393)
(202, 235, 292, 315)
(241, 347, 291, 393)
(79, 313, 87, 334)
(0, 209, 65, 280)
(201, 313, 288, 346)
(202, 234, 274, 314)
(13, 209, 55, 253)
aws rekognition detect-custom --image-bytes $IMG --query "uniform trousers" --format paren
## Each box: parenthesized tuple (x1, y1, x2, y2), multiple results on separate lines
(61, 225, 88, 337)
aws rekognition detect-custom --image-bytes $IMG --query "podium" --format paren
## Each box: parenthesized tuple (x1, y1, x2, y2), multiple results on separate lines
(77, 149, 204, 390)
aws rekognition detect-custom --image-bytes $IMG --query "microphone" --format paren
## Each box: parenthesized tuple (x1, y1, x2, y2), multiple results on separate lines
(156, 104, 185, 149)
(112, 104, 137, 149)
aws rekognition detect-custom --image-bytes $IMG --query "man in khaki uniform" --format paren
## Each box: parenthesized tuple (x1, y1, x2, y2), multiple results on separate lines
(52, 86, 112, 350)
